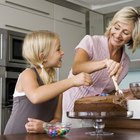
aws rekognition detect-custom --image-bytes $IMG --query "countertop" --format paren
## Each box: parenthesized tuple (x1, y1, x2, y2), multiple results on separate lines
(1, 127, 140, 140)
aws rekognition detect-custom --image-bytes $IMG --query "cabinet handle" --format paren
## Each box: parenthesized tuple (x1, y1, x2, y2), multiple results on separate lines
(5, 0, 50, 16)
(0, 34, 3, 59)
(5, 24, 32, 32)
(62, 18, 82, 25)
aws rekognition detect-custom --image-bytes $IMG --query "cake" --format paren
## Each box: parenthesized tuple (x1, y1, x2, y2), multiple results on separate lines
(74, 95, 127, 112)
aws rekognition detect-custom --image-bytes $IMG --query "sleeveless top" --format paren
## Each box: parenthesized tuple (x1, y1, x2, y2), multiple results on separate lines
(4, 68, 59, 134)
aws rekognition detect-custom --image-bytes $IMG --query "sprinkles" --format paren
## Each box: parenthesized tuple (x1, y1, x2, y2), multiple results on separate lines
(44, 122, 71, 137)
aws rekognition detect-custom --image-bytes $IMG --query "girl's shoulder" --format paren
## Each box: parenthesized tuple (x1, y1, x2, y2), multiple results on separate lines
(20, 68, 37, 80)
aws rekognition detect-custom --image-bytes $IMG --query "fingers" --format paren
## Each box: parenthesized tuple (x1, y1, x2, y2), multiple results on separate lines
(25, 123, 37, 133)
(25, 122, 42, 133)
(84, 73, 92, 86)
(106, 59, 122, 78)
(25, 118, 45, 133)
(115, 66, 122, 79)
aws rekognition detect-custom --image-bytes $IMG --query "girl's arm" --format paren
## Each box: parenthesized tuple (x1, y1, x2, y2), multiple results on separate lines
(19, 68, 92, 104)
(25, 95, 62, 134)
(50, 94, 62, 123)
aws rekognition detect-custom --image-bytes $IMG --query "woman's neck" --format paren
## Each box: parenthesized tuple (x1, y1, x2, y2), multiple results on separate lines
(109, 44, 123, 62)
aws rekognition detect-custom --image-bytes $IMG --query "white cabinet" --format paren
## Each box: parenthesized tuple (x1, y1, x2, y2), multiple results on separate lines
(0, 0, 54, 18)
(0, 1, 86, 80)
(89, 11, 104, 35)
(0, 4, 54, 33)
(54, 4, 85, 28)
(0, 0, 54, 33)
(54, 5, 86, 80)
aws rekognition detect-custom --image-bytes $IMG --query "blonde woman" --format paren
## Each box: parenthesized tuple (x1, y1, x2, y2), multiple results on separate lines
(62, 6, 140, 127)
(4, 30, 92, 134)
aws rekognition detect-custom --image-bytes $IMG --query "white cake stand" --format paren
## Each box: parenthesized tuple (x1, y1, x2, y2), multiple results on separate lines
(67, 111, 133, 136)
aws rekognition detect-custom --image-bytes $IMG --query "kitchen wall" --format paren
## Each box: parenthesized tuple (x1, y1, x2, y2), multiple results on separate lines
(120, 71, 140, 89)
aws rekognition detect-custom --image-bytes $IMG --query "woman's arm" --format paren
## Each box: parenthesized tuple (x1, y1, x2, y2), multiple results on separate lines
(72, 48, 122, 79)
(72, 48, 107, 75)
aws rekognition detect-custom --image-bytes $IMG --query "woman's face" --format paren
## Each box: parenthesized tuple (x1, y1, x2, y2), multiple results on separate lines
(109, 21, 134, 48)
(44, 38, 64, 68)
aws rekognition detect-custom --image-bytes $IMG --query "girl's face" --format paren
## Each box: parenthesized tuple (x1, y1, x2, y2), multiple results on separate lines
(44, 38, 64, 68)
(109, 21, 134, 48)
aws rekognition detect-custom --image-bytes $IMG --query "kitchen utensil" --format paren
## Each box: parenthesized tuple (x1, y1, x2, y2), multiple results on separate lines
(112, 76, 124, 96)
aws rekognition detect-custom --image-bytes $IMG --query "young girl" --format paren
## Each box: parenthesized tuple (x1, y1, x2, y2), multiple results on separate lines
(4, 30, 92, 134)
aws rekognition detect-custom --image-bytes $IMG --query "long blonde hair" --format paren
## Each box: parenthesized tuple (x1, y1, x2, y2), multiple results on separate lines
(105, 6, 140, 53)
(22, 30, 59, 84)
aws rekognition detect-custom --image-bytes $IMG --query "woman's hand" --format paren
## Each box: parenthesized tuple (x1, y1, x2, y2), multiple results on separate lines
(25, 118, 45, 133)
(105, 59, 123, 79)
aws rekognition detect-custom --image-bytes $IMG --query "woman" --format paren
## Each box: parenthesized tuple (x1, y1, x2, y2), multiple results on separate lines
(62, 6, 140, 127)
(25, 6, 140, 132)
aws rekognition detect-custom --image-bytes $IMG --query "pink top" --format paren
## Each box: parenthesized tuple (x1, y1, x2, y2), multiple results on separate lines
(63, 35, 130, 111)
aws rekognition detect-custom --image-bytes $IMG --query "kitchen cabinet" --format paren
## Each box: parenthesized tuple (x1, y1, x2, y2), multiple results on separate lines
(54, 5, 86, 80)
(0, 2, 86, 80)
(0, 1, 54, 33)
(0, 0, 54, 18)
(89, 11, 104, 35)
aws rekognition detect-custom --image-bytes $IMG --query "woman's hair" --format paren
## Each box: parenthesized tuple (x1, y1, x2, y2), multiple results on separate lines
(22, 30, 59, 84)
(105, 6, 140, 53)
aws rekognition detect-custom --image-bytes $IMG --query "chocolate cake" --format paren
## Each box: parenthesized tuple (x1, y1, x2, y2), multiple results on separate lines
(74, 95, 127, 112)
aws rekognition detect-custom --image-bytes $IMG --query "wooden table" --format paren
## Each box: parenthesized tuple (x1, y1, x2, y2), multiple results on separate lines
(1, 127, 140, 140)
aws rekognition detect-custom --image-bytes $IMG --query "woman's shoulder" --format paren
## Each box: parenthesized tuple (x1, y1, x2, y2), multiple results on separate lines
(83, 35, 107, 42)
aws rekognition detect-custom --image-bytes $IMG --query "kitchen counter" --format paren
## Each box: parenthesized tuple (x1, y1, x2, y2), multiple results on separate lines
(1, 127, 140, 140)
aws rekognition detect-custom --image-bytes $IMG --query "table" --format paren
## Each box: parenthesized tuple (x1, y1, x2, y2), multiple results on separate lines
(1, 127, 140, 140)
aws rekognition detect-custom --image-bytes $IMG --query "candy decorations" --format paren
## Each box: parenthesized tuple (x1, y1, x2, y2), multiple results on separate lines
(44, 122, 71, 137)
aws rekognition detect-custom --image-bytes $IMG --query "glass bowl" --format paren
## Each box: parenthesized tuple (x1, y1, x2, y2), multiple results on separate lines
(129, 82, 140, 99)
(44, 122, 71, 137)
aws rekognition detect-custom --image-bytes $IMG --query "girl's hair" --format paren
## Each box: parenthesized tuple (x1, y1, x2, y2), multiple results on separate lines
(105, 6, 140, 53)
(22, 30, 59, 84)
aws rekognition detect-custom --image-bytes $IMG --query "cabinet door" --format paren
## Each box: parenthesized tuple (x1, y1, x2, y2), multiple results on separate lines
(54, 4, 85, 28)
(89, 11, 104, 35)
(54, 21, 85, 80)
(0, 0, 54, 18)
(0, 4, 54, 33)
(54, 5, 86, 80)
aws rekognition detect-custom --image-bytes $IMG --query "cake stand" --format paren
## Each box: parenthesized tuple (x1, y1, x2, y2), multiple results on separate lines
(67, 111, 133, 136)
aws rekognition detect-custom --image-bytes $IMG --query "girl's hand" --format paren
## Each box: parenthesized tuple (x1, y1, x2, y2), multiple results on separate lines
(25, 118, 45, 133)
(71, 72, 92, 87)
(105, 59, 122, 79)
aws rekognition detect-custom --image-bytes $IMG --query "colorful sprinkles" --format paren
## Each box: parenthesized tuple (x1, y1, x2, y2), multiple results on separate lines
(44, 123, 71, 137)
